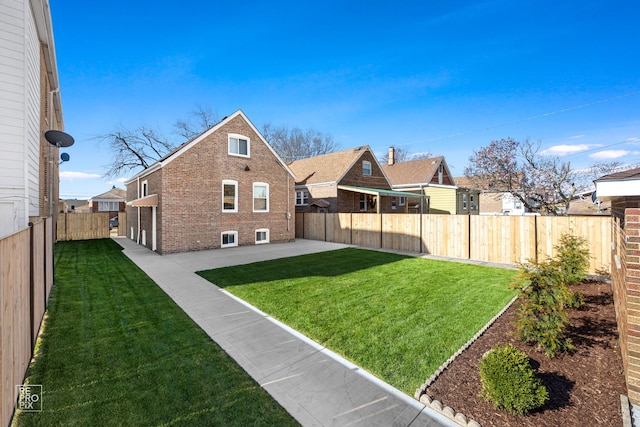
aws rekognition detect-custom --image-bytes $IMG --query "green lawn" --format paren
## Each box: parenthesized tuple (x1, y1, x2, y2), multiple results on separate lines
(14, 239, 298, 427)
(198, 248, 517, 394)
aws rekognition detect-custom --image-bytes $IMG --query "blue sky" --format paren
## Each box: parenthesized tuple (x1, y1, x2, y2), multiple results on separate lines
(50, 0, 640, 199)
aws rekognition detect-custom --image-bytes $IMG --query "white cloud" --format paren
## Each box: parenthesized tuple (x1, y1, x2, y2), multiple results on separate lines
(106, 177, 129, 186)
(60, 171, 102, 181)
(540, 144, 598, 156)
(569, 134, 585, 139)
(589, 150, 631, 160)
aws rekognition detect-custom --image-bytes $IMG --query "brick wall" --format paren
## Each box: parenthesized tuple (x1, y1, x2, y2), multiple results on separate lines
(625, 208, 640, 404)
(128, 114, 295, 254)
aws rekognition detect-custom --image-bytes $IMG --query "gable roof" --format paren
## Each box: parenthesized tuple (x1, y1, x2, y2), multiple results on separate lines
(594, 167, 640, 182)
(125, 110, 295, 184)
(91, 188, 126, 200)
(288, 145, 377, 185)
(594, 166, 640, 198)
(382, 156, 453, 186)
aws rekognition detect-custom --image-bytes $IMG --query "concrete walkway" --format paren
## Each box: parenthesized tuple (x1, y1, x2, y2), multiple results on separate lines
(113, 237, 458, 427)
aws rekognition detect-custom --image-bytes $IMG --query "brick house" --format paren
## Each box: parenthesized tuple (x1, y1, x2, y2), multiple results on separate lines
(89, 188, 126, 220)
(288, 146, 422, 214)
(125, 110, 296, 254)
(382, 148, 479, 215)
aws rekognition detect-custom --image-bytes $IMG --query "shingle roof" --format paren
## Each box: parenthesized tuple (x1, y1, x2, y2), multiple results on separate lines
(288, 146, 370, 185)
(595, 167, 640, 181)
(381, 156, 444, 186)
(92, 188, 126, 200)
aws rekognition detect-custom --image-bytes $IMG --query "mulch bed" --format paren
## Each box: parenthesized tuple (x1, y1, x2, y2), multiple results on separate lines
(425, 280, 627, 426)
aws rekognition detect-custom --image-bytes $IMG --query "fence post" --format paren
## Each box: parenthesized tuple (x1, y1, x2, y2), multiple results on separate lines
(29, 223, 35, 351)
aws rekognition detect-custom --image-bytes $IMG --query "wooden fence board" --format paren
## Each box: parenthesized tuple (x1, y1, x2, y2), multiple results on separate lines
(1, 228, 31, 427)
(422, 215, 469, 259)
(351, 214, 381, 248)
(298, 213, 611, 274)
(326, 213, 352, 244)
(382, 214, 420, 252)
(304, 213, 326, 241)
(31, 222, 45, 346)
(57, 213, 110, 241)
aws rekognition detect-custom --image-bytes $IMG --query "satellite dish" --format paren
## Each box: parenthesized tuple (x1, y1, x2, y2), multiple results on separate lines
(60, 152, 70, 162)
(45, 130, 75, 147)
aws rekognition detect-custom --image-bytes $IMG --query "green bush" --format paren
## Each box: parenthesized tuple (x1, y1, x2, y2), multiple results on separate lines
(479, 344, 549, 415)
(514, 260, 575, 357)
(513, 234, 590, 357)
(555, 234, 590, 286)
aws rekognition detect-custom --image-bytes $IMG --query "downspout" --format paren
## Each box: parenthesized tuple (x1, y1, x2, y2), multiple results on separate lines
(287, 175, 290, 232)
(136, 176, 140, 244)
(48, 88, 59, 219)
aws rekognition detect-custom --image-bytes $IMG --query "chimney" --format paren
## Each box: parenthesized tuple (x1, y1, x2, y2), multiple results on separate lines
(388, 146, 395, 165)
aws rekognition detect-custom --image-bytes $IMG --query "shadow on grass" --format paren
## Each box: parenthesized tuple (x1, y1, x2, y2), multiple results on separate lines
(196, 247, 414, 287)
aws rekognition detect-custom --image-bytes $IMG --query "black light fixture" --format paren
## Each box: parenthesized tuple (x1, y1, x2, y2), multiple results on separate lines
(244, 165, 250, 171)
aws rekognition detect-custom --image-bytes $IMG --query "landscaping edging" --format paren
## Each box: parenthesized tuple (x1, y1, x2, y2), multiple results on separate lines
(414, 295, 519, 427)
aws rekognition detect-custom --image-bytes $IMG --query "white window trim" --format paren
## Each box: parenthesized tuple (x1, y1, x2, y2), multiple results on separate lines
(221, 230, 238, 248)
(255, 228, 269, 244)
(222, 180, 238, 213)
(295, 190, 309, 206)
(253, 182, 269, 212)
(359, 193, 367, 212)
(228, 133, 250, 158)
(141, 180, 148, 197)
(362, 160, 372, 176)
(399, 196, 406, 206)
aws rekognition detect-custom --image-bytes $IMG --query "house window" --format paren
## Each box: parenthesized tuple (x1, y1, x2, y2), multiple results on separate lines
(228, 134, 249, 157)
(399, 196, 406, 206)
(514, 199, 523, 209)
(462, 193, 468, 209)
(295, 190, 309, 206)
(253, 183, 269, 212)
(98, 201, 119, 211)
(221, 231, 238, 248)
(359, 194, 367, 212)
(362, 160, 372, 176)
(222, 180, 238, 212)
(255, 229, 269, 244)
(141, 180, 148, 197)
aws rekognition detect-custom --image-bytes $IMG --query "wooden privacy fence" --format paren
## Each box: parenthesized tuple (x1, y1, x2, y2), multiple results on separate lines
(296, 213, 612, 274)
(1, 218, 54, 427)
(57, 212, 110, 241)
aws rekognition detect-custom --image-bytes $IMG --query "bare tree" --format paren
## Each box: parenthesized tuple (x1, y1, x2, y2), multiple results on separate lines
(173, 104, 218, 140)
(98, 126, 175, 178)
(262, 124, 340, 163)
(464, 138, 578, 215)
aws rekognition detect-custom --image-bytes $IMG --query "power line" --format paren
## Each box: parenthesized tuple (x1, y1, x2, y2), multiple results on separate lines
(405, 89, 640, 146)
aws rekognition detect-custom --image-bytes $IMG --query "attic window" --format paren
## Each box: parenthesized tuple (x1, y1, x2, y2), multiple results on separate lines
(362, 160, 372, 176)
(228, 134, 249, 157)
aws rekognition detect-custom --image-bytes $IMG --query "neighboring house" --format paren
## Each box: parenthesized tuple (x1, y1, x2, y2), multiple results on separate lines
(594, 167, 640, 224)
(288, 146, 423, 214)
(125, 110, 296, 254)
(64, 198, 88, 212)
(382, 148, 479, 215)
(89, 188, 126, 219)
(566, 190, 611, 216)
(455, 176, 533, 216)
(0, 0, 66, 238)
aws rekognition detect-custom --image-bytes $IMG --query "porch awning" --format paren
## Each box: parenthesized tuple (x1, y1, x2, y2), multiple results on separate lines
(337, 185, 425, 198)
(127, 194, 158, 207)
